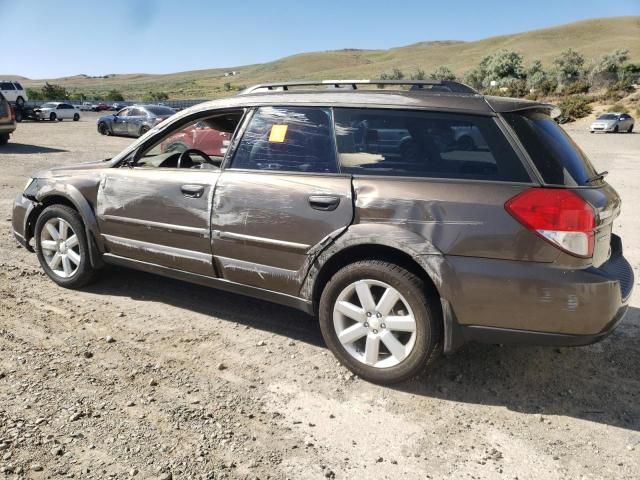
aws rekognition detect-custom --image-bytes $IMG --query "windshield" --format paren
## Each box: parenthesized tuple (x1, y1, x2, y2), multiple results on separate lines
(145, 106, 175, 116)
(503, 111, 599, 186)
(41, 103, 57, 108)
(597, 114, 618, 120)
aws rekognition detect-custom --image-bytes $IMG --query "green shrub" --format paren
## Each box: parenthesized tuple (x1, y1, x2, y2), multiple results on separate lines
(563, 80, 590, 95)
(602, 89, 625, 102)
(558, 95, 593, 120)
(608, 103, 629, 113)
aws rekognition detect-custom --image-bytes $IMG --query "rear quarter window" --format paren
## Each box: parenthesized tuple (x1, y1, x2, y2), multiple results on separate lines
(333, 108, 530, 182)
(502, 111, 599, 186)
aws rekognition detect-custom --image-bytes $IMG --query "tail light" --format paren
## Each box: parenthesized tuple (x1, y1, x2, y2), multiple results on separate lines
(505, 188, 595, 257)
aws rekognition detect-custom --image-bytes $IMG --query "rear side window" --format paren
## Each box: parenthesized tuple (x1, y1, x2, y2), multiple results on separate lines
(1, 82, 16, 90)
(503, 111, 599, 186)
(333, 108, 530, 182)
(232, 106, 337, 173)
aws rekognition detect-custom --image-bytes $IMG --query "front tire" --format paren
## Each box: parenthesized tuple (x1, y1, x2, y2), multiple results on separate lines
(73, 113, 80, 121)
(34, 205, 97, 288)
(0, 134, 9, 145)
(49, 112, 57, 122)
(98, 122, 110, 136)
(319, 260, 441, 384)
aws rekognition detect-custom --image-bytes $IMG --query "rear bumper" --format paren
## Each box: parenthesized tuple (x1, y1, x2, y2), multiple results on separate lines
(0, 122, 16, 134)
(443, 235, 634, 351)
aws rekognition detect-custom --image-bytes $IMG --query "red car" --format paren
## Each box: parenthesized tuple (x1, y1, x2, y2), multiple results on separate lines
(92, 103, 110, 112)
(162, 121, 230, 156)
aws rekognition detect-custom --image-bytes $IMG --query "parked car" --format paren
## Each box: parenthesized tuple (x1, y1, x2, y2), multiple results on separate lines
(80, 102, 94, 111)
(0, 80, 28, 106)
(34, 102, 81, 121)
(110, 102, 127, 111)
(12, 80, 633, 384)
(97, 105, 175, 137)
(92, 103, 110, 112)
(590, 112, 634, 133)
(0, 92, 16, 145)
(161, 120, 230, 156)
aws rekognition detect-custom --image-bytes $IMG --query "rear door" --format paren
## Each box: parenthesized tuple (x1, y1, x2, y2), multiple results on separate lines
(112, 108, 130, 135)
(211, 106, 353, 295)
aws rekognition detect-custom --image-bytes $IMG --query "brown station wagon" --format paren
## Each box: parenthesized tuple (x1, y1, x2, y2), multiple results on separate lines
(12, 80, 634, 384)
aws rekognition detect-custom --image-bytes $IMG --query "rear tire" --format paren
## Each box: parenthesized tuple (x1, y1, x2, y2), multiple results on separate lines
(0, 134, 9, 145)
(319, 260, 441, 385)
(628, 124, 634, 133)
(34, 205, 97, 289)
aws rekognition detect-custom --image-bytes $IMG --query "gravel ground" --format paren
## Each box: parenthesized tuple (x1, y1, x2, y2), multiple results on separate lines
(0, 113, 638, 480)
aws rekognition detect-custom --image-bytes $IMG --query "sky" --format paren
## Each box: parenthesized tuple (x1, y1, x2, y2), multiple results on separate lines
(1, 0, 638, 79)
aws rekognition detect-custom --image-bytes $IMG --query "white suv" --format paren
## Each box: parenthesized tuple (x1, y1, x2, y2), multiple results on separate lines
(0, 80, 28, 106)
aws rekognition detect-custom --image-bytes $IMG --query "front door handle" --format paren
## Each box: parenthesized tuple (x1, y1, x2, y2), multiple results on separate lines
(308, 195, 340, 211)
(181, 184, 205, 198)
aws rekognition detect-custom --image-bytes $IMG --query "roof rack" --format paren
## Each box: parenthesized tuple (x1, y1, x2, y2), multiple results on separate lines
(240, 79, 477, 95)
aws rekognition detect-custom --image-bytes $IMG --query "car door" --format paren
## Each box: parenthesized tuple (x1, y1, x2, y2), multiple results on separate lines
(211, 106, 353, 296)
(126, 107, 146, 136)
(60, 104, 72, 119)
(96, 110, 244, 276)
(0, 82, 16, 102)
(112, 108, 130, 135)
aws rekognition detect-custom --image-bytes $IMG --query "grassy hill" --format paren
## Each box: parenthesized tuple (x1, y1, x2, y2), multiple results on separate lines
(3, 16, 639, 100)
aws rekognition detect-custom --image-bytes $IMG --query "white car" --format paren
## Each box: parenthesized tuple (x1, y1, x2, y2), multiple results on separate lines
(35, 102, 81, 122)
(80, 102, 93, 111)
(0, 80, 28, 106)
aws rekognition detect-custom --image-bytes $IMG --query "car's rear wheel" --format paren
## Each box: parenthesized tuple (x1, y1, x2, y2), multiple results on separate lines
(138, 125, 150, 137)
(0, 134, 9, 145)
(98, 122, 110, 136)
(34, 205, 97, 288)
(319, 260, 441, 384)
(49, 112, 56, 122)
(16, 96, 24, 107)
(628, 124, 634, 133)
(73, 113, 80, 121)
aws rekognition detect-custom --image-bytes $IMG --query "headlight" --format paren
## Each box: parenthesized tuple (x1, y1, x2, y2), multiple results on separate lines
(24, 178, 34, 191)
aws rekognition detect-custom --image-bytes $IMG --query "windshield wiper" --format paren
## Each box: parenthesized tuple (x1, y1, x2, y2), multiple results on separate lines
(586, 171, 608, 184)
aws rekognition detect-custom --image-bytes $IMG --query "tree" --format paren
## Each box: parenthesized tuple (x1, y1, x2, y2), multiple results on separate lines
(105, 89, 124, 101)
(41, 82, 68, 100)
(430, 66, 456, 81)
(410, 68, 426, 80)
(590, 49, 630, 87)
(26, 88, 44, 100)
(479, 49, 525, 87)
(552, 48, 585, 86)
(463, 67, 484, 90)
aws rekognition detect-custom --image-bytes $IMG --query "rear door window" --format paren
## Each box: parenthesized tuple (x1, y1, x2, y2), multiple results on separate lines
(231, 106, 337, 173)
(503, 111, 599, 186)
(333, 108, 530, 182)
(1, 82, 15, 90)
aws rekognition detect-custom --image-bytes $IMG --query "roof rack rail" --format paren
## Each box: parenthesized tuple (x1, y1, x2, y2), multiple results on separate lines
(240, 79, 477, 95)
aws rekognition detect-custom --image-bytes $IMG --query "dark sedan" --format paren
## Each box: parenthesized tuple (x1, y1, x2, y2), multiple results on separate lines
(97, 105, 176, 138)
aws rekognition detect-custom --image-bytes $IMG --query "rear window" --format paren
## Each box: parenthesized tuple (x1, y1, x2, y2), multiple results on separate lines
(503, 111, 599, 186)
(0, 82, 15, 90)
(334, 108, 530, 182)
(145, 106, 175, 116)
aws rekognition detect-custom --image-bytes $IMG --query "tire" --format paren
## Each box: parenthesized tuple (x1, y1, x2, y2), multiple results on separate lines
(49, 112, 56, 122)
(0, 134, 9, 145)
(16, 96, 24, 107)
(73, 113, 80, 121)
(15, 109, 23, 122)
(34, 205, 97, 289)
(319, 260, 441, 384)
(613, 125, 619, 133)
(628, 124, 634, 133)
(138, 125, 150, 137)
(98, 122, 110, 136)
(58, 118, 63, 122)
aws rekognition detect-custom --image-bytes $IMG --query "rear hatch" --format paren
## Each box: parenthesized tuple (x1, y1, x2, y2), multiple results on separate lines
(502, 109, 619, 268)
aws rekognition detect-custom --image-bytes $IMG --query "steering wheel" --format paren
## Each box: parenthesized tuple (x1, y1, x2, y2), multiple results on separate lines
(177, 148, 216, 169)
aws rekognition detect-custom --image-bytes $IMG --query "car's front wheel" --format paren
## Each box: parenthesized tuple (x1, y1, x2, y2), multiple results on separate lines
(319, 260, 441, 384)
(49, 112, 56, 122)
(73, 113, 80, 121)
(0, 134, 9, 145)
(98, 122, 110, 135)
(138, 125, 150, 137)
(16, 96, 24, 107)
(34, 205, 97, 288)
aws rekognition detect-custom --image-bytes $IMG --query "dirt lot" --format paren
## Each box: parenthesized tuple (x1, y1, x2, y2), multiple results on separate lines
(0, 113, 638, 480)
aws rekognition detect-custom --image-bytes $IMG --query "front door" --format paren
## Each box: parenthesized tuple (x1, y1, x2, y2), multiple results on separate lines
(96, 111, 245, 276)
(212, 106, 353, 296)
(111, 108, 130, 135)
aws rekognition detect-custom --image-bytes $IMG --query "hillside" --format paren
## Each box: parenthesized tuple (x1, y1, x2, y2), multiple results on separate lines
(3, 16, 639, 99)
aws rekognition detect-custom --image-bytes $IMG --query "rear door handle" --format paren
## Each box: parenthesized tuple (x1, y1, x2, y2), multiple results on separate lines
(181, 184, 205, 198)
(308, 195, 340, 211)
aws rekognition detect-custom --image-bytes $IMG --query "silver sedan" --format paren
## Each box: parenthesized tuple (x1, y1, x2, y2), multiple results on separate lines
(590, 112, 634, 133)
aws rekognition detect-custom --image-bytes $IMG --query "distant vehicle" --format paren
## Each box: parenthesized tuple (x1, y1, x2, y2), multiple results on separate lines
(161, 120, 230, 156)
(80, 102, 94, 111)
(110, 103, 127, 111)
(34, 102, 81, 122)
(0, 80, 28, 106)
(97, 105, 175, 137)
(0, 92, 16, 145)
(590, 113, 634, 133)
(93, 103, 110, 112)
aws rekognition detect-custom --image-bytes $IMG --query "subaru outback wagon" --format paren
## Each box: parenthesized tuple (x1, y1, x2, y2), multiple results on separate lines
(12, 80, 633, 384)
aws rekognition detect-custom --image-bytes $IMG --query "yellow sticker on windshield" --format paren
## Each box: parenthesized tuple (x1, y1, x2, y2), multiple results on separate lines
(269, 124, 288, 143)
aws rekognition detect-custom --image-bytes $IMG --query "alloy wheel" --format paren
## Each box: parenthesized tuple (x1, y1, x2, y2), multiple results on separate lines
(333, 279, 417, 368)
(40, 217, 81, 278)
